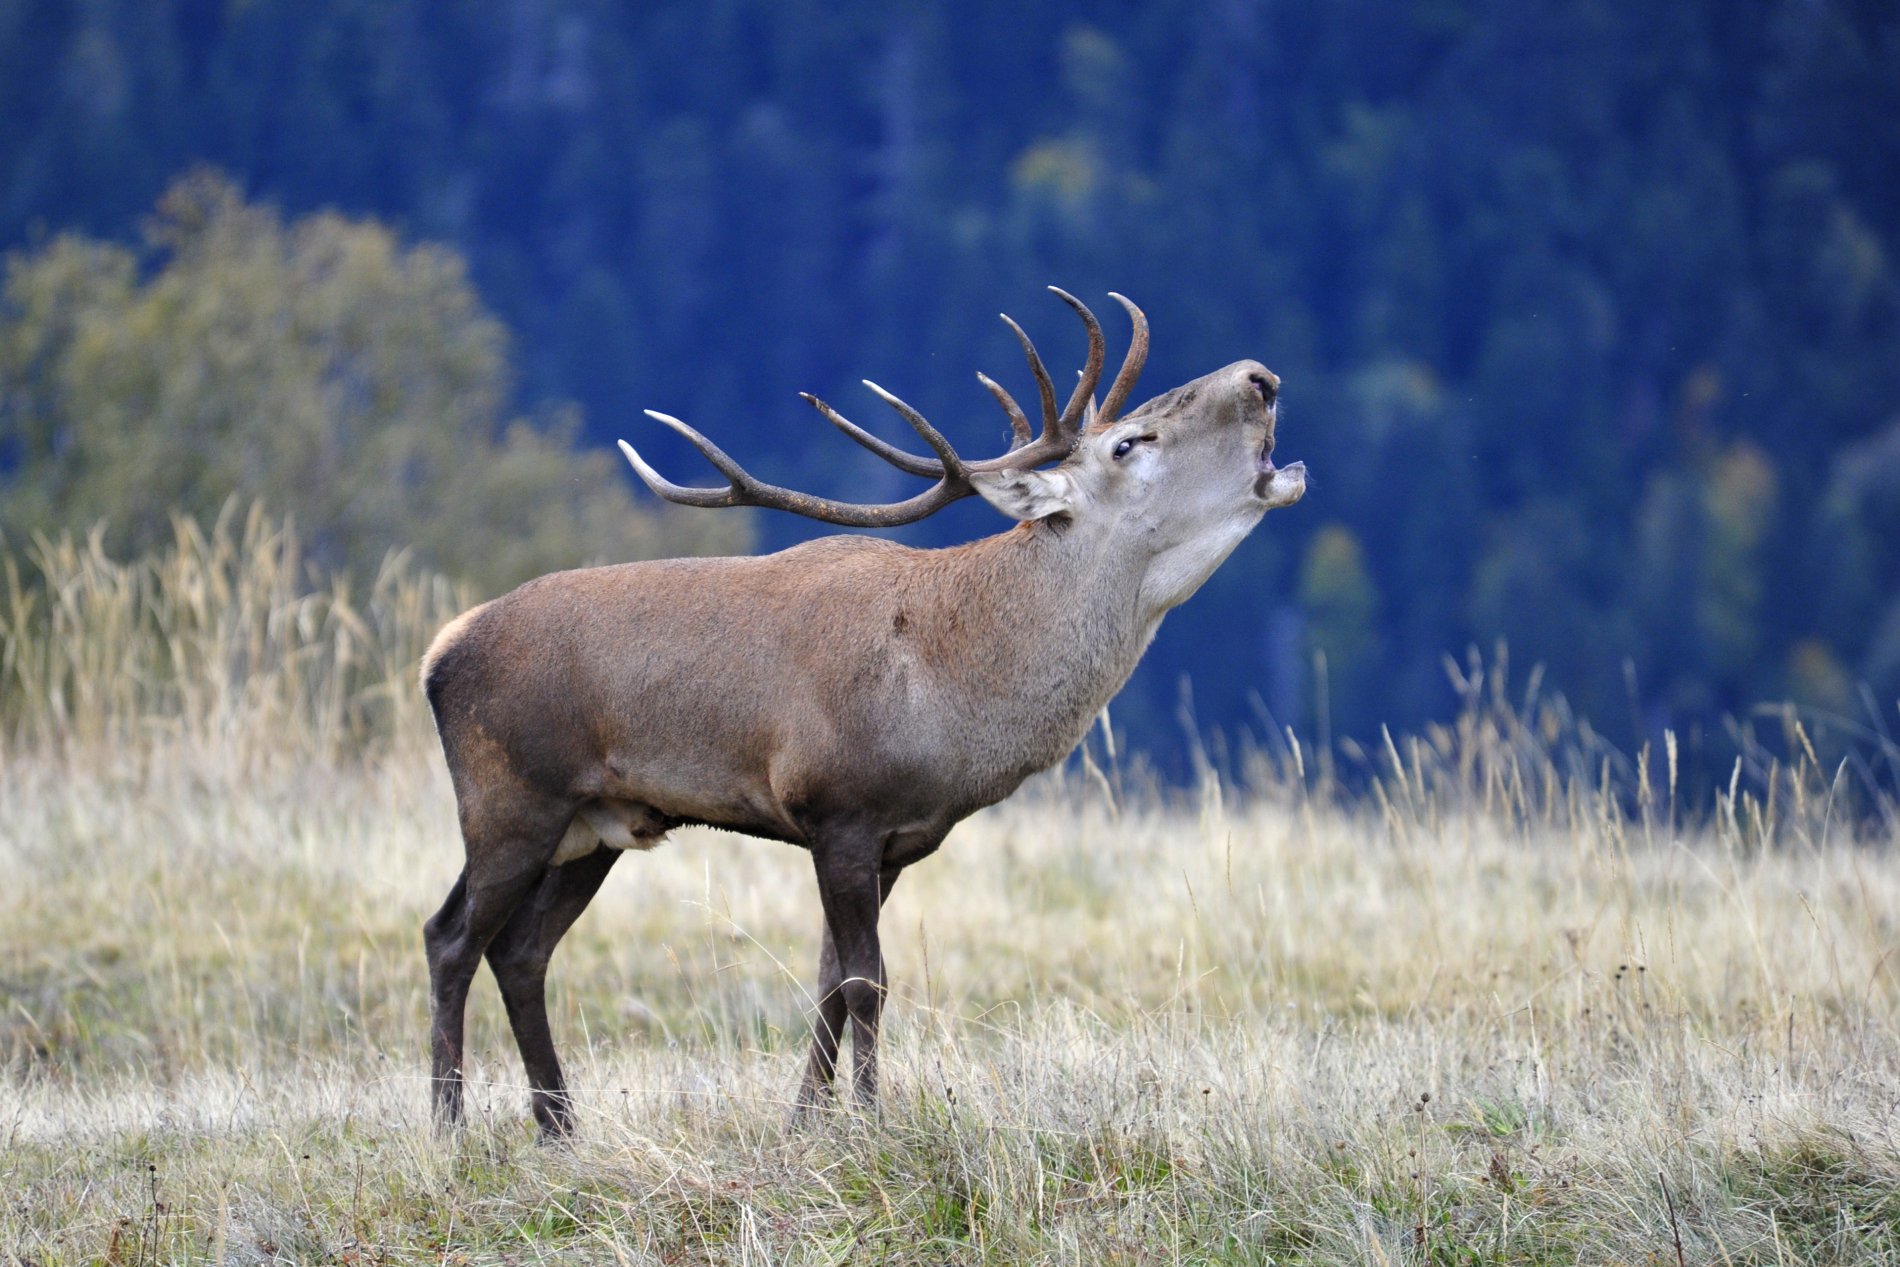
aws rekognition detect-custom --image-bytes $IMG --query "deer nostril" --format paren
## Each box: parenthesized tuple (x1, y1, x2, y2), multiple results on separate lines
(1249, 372, 1279, 405)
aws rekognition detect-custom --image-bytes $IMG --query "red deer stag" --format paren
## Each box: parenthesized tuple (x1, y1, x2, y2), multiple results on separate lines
(421, 289, 1306, 1137)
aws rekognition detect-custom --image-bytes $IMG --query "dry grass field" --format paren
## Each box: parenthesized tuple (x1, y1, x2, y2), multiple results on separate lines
(4, 512, 1899, 1264)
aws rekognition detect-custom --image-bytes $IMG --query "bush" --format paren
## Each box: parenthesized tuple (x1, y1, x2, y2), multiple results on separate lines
(0, 170, 745, 592)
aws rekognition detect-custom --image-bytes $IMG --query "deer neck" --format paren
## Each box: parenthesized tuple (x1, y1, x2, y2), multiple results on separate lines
(905, 520, 1170, 782)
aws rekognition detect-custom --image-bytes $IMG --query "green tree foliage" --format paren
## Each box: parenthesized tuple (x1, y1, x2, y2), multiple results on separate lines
(1815, 418, 1900, 703)
(1298, 525, 1382, 734)
(0, 172, 743, 591)
(1631, 442, 1780, 715)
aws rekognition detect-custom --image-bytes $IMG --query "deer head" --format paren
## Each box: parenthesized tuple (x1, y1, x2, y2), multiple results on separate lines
(621, 288, 1305, 622)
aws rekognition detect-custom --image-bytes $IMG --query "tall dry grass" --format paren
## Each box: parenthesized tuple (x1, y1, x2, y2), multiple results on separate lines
(3, 511, 1898, 1264)
(0, 501, 462, 765)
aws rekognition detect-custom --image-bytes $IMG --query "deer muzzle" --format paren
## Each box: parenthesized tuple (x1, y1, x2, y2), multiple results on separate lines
(1254, 458, 1306, 507)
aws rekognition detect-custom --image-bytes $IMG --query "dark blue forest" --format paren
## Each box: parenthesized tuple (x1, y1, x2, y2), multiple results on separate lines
(3, 1, 1898, 783)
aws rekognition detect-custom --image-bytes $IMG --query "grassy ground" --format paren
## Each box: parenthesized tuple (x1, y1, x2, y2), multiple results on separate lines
(3, 515, 1899, 1264)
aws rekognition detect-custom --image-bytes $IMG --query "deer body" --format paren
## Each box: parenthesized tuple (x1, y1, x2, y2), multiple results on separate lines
(422, 294, 1305, 1136)
(434, 514, 1198, 853)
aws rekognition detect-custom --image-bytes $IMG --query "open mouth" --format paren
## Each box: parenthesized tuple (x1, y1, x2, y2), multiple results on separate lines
(1255, 425, 1282, 478)
(1247, 381, 1300, 501)
(1253, 428, 1305, 501)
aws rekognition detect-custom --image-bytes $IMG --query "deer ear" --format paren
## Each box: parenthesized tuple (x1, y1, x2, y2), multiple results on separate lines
(969, 467, 1078, 522)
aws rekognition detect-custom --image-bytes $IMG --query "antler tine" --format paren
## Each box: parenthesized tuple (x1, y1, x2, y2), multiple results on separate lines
(998, 313, 1059, 440)
(625, 380, 982, 528)
(976, 372, 1034, 450)
(962, 290, 1103, 473)
(860, 380, 971, 482)
(1046, 287, 1105, 435)
(621, 412, 755, 507)
(624, 406, 978, 528)
(618, 439, 734, 509)
(1097, 292, 1150, 425)
(799, 392, 941, 478)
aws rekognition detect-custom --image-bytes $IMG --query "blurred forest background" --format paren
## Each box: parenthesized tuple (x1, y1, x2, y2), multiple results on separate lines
(1, 0, 1897, 779)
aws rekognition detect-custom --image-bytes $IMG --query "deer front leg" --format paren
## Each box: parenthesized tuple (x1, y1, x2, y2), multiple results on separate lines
(801, 855, 898, 1113)
(794, 923, 848, 1117)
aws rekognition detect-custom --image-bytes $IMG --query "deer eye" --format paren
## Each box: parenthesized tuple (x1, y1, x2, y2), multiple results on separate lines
(1112, 434, 1156, 460)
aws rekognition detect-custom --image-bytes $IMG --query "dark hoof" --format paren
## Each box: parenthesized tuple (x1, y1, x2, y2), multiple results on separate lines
(533, 1100, 578, 1145)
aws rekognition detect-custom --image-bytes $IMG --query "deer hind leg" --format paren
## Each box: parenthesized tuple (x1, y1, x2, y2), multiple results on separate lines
(423, 794, 568, 1132)
(796, 862, 900, 1117)
(483, 844, 621, 1140)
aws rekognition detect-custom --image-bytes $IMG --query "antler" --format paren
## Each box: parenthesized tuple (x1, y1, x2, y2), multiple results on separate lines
(619, 289, 1149, 527)
(619, 385, 973, 529)
(1096, 292, 1149, 426)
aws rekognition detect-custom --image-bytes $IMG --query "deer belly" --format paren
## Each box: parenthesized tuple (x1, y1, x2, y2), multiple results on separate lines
(551, 798, 669, 865)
